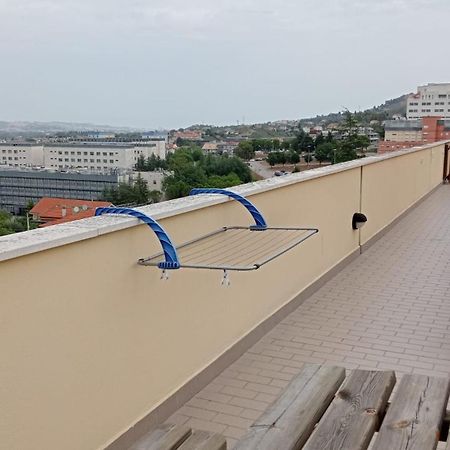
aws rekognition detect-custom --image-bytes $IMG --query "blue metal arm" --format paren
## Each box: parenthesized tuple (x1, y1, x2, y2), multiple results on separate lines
(95, 207, 180, 269)
(189, 188, 267, 229)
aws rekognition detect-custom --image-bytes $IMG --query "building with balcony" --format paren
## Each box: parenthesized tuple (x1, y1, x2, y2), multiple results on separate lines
(1, 140, 450, 450)
(407, 83, 450, 119)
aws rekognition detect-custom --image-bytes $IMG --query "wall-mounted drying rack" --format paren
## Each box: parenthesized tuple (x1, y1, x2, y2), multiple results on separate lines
(95, 188, 318, 285)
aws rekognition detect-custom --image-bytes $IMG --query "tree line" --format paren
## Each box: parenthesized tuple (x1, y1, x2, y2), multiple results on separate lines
(101, 174, 162, 206)
(234, 111, 371, 165)
(163, 147, 251, 199)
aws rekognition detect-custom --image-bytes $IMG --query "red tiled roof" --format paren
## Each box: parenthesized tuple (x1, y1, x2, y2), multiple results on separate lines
(30, 197, 112, 227)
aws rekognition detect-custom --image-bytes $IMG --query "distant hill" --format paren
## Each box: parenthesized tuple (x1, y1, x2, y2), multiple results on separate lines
(0, 121, 141, 138)
(184, 93, 410, 140)
(300, 94, 409, 125)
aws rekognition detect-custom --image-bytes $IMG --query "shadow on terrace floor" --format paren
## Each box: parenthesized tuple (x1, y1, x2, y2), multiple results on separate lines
(166, 185, 450, 448)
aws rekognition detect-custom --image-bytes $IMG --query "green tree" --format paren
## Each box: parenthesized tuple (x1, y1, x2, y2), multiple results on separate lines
(267, 151, 287, 166)
(267, 152, 277, 166)
(335, 141, 357, 163)
(207, 173, 241, 188)
(0, 210, 28, 236)
(136, 154, 169, 171)
(162, 148, 251, 200)
(102, 176, 158, 205)
(287, 151, 300, 164)
(163, 178, 191, 199)
(315, 142, 335, 164)
(234, 141, 255, 160)
(315, 133, 325, 147)
(136, 154, 146, 170)
(332, 110, 369, 163)
(133, 174, 150, 204)
(341, 109, 359, 136)
(149, 190, 162, 203)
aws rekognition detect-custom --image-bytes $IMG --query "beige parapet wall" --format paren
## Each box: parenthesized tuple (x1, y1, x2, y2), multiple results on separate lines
(0, 142, 447, 450)
(360, 144, 446, 244)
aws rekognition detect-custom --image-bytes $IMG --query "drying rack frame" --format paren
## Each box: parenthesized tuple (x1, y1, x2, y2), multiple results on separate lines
(95, 188, 318, 275)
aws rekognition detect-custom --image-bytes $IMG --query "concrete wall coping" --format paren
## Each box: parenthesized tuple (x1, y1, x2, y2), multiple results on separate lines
(0, 141, 447, 263)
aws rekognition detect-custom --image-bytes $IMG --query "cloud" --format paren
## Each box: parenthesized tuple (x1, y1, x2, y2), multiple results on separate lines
(1, 0, 449, 127)
(1, 0, 448, 44)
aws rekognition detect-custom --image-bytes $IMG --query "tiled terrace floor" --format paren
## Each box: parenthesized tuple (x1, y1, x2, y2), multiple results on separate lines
(166, 185, 450, 447)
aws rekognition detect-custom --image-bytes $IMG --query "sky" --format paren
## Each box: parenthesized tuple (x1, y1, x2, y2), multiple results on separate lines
(1, 0, 450, 129)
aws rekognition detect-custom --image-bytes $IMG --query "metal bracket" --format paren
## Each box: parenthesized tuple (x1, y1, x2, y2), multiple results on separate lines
(189, 188, 267, 229)
(221, 269, 231, 287)
(95, 207, 180, 269)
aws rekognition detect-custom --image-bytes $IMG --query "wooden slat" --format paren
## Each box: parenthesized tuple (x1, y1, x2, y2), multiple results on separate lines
(177, 430, 227, 450)
(129, 423, 192, 450)
(234, 364, 346, 450)
(371, 374, 450, 450)
(302, 369, 396, 450)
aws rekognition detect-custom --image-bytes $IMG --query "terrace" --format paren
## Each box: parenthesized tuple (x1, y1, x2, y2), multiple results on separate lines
(165, 183, 450, 448)
(1, 141, 450, 450)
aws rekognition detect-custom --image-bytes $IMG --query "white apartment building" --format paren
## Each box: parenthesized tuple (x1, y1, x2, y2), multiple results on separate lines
(0, 141, 166, 173)
(0, 144, 45, 167)
(407, 83, 450, 119)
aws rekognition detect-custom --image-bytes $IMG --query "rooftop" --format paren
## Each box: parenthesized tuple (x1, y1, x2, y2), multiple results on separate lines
(165, 184, 450, 447)
(1, 141, 450, 450)
(30, 197, 112, 227)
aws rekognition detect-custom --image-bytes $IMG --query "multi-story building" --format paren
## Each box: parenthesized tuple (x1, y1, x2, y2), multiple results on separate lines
(0, 168, 118, 214)
(0, 140, 166, 173)
(379, 117, 450, 153)
(358, 127, 380, 149)
(0, 143, 45, 167)
(407, 83, 450, 119)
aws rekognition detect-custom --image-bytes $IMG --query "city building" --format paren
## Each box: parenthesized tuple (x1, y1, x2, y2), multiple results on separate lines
(201, 142, 219, 154)
(142, 131, 169, 140)
(217, 141, 239, 154)
(379, 117, 450, 153)
(0, 143, 45, 167)
(119, 170, 167, 192)
(0, 168, 118, 214)
(0, 140, 167, 173)
(84, 131, 116, 140)
(30, 197, 112, 227)
(407, 83, 450, 119)
(172, 130, 203, 142)
(358, 127, 380, 149)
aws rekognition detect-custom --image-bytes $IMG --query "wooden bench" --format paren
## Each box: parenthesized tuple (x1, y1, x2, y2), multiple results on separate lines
(235, 364, 450, 450)
(129, 423, 226, 450)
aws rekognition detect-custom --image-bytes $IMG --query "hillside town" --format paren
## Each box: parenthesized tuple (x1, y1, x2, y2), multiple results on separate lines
(1, 83, 450, 233)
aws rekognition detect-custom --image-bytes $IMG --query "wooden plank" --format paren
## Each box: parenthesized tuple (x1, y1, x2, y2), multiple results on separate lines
(371, 374, 450, 450)
(129, 423, 192, 450)
(177, 430, 227, 450)
(234, 364, 346, 450)
(302, 369, 396, 450)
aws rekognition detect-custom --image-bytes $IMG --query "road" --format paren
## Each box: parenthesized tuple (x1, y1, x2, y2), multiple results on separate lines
(248, 160, 275, 179)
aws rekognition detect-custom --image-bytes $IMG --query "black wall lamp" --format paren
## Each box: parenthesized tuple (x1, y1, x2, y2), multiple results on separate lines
(352, 213, 367, 230)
